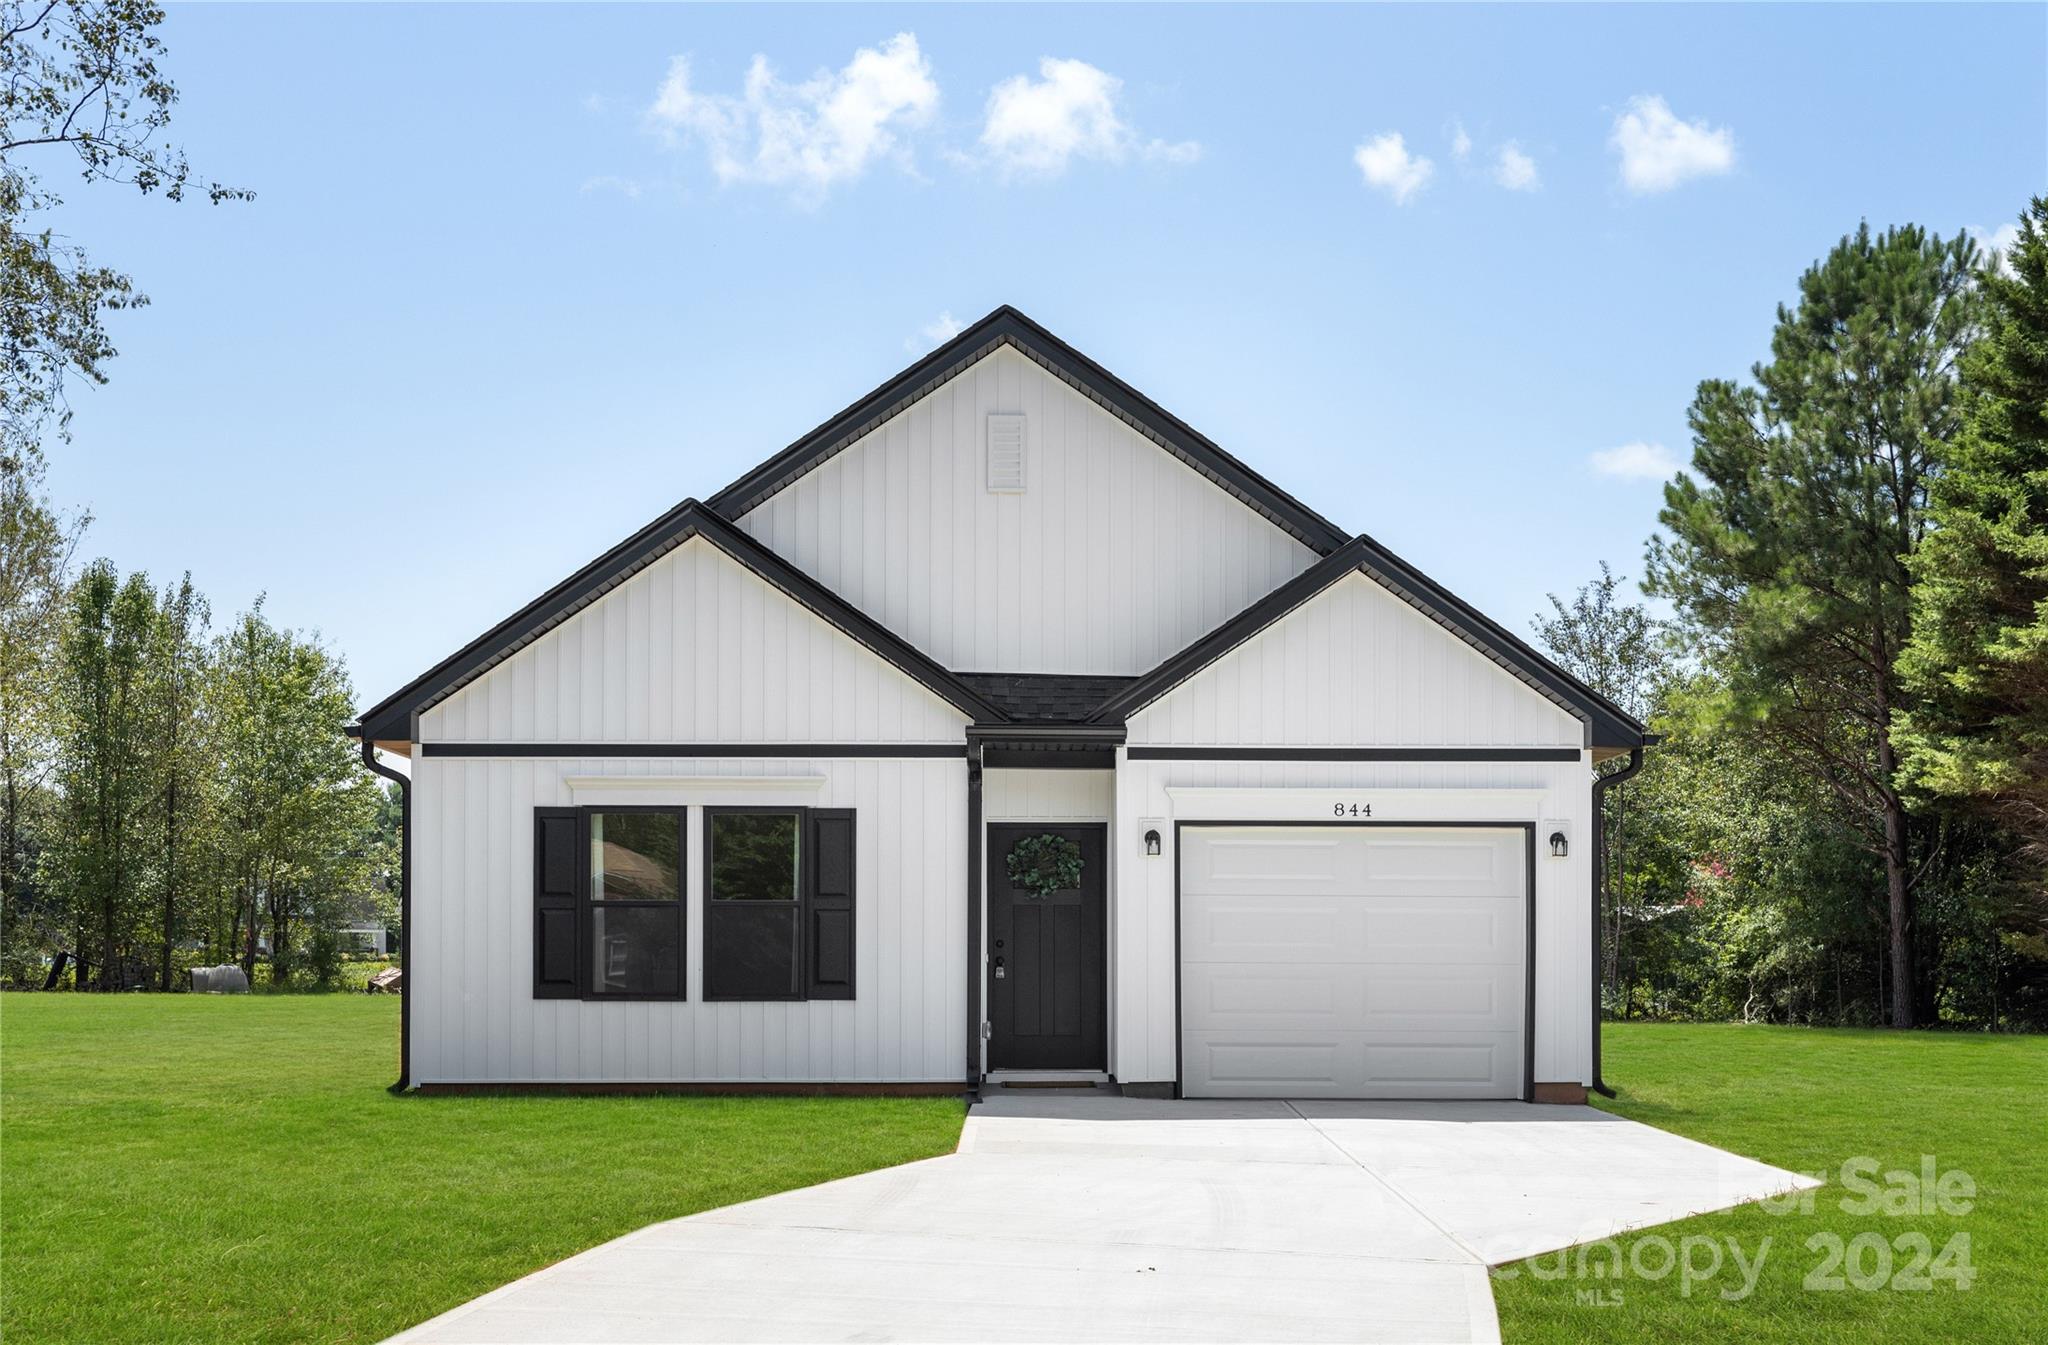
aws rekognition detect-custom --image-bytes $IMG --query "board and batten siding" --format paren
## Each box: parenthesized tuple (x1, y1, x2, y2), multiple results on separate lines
(736, 346, 1320, 675)
(1125, 572, 1586, 749)
(984, 768, 1114, 822)
(1111, 757, 1594, 1089)
(410, 755, 967, 1084)
(418, 536, 969, 746)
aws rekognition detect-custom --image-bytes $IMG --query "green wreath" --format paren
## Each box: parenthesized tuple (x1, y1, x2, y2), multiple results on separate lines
(1005, 833, 1084, 898)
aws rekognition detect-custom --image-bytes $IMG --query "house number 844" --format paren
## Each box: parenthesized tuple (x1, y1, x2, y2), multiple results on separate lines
(1332, 803, 1373, 817)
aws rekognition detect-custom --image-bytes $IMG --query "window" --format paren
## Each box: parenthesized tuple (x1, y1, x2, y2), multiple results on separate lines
(532, 807, 685, 1001)
(533, 804, 852, 1004)
(704, 807, 857, 1002)
(705, 810, 802, 1000)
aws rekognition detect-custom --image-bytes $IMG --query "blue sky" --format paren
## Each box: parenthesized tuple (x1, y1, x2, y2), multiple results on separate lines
(49, 3, 2046, 711)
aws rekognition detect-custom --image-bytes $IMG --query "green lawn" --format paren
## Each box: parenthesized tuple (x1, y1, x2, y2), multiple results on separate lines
(0, 996, 965, 1344)
(1494, 1022, 2046, 1344)
(4, 1002, 2039, 1344)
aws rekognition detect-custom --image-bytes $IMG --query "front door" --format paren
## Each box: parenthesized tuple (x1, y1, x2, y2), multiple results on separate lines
(987, 823, 1107, 1071)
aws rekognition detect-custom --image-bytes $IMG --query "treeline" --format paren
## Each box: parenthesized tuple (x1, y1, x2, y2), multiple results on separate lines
(0, 454, 391, 990)
(1543, 202, 2048, 1032)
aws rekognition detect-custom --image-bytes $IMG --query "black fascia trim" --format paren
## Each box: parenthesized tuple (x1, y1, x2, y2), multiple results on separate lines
(1346, 529, 1647, 749)
(1126, 746, 1582, 762)
(420, 742, 967, 759)
(1089, 538, 1370, 726)
(981, 746, 1117, 770)
(354, 501, 1007, 742)
(1090, 534, 1650, 750)
(966, 724, 1127, 743)
(706, 306, 1350, 556)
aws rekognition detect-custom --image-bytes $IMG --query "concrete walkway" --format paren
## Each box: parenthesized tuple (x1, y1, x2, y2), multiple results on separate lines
(391, 1095, 1818, 1344)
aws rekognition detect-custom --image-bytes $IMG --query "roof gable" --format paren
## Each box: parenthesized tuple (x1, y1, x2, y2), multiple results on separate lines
(420, 535, 975, 745)
(708, 305, 1349, 555)
(352, 502, 1005, 744)
(1093, 534, 1649, 749)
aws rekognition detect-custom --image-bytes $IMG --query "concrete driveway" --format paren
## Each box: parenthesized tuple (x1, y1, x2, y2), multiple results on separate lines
(392, 1094, 1817, 1344)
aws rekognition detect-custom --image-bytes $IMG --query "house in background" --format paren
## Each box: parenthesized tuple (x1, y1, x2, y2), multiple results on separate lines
(350, 307, 1649, 1101)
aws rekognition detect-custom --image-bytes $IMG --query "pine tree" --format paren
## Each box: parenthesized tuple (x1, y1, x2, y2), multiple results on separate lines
(1898, 200, 2048, 880)
(1648, 222, 1981, 1028)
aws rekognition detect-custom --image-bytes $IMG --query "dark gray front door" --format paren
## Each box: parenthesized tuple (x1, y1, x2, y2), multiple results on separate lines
(987, 824, 1107, 1071)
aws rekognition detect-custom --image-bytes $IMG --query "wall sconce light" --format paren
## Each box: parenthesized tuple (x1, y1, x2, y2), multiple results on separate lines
(1144, 829, 1162, 857)
(1549, 830, 1569, 859)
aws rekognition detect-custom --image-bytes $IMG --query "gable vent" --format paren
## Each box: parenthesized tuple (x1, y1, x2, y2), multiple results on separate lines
(986, 413, 1026, 492)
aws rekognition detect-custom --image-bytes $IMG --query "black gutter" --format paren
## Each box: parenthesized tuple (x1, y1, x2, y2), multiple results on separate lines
(1590, 745, 1645, 1099)
(359, 738, 412, 1094)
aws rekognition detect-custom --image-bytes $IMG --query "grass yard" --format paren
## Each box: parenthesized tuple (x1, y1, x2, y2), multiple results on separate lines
(1493, 1022, 2045, 1344)
(0, 996, 965, 1344)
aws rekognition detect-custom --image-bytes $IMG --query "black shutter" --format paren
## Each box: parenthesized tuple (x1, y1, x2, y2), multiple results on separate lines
(533, 808, 580, 998)
(807, 809, 855, 1000)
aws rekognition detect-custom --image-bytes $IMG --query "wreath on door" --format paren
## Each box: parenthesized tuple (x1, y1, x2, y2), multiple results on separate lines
(1005, 833, 1084, 899)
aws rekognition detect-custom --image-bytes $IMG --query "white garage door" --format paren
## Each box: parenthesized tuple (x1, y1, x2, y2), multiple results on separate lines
(1180, 826, 1527, 1099)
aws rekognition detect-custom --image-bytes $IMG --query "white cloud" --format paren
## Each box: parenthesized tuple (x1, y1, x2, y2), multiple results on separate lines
(1589, 441, 1682, 480)
(906, 310, 967, 353)
(1449, 119, 1472, 161)
(1969, 222, 2022, 278)
(977, 57, 1199, 178)
(1492, 142, 1539, 191)
(1352, 132, 1433, 204)
(646, 33, 938, 200)
(1609, 95, 1735, 193)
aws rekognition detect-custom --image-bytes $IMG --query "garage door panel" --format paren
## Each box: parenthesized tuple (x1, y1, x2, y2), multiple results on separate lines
(1184, 896, 1521, 966)
(1179, 825, 1526, 1100)
(1185, 961, 1519, 1033)
(1185, 1031, 1520, 1099)
(1359, 835, 1520, 895)
(1360, 964, 1520, 1030)
(1360, 899, 1522, 961)
(1182, 832, 1360, 894)
(1184, 899, 1367, 964)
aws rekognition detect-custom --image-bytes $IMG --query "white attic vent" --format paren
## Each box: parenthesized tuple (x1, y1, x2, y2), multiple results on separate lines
(986, 412, 1026, 492)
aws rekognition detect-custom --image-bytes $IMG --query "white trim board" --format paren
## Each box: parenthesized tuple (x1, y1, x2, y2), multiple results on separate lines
(1162, 787, 1550, 822)
(564, 775, 828, 806)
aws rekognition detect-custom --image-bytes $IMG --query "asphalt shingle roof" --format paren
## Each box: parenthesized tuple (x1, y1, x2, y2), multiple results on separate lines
(956, 673, 1137, 725)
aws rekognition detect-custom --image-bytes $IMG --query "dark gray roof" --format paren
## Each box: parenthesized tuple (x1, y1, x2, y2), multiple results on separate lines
(958, 673, 1138, 725)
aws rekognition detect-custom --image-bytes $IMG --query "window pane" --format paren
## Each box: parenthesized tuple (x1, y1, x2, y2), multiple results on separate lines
(591, 812, 679, 902)
(589, 906, 681, 996)
(711, 813, 799, 902)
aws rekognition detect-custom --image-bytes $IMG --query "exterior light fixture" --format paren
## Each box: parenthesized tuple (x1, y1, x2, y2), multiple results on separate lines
(1549, 830, 1569, 859)
(1144, 829, 1162, 857)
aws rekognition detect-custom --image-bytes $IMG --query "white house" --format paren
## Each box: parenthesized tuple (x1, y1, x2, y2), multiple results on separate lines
(351, 307, 1649, 1102)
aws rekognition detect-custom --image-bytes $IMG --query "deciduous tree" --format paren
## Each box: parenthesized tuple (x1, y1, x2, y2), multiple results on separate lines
(1, 0, 249, 453)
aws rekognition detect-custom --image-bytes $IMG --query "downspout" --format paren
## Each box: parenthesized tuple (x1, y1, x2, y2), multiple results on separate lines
(964, 735, 985, 1099)
(1590, 745, 1645, 1099)
(360, 737, 412, 1094)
